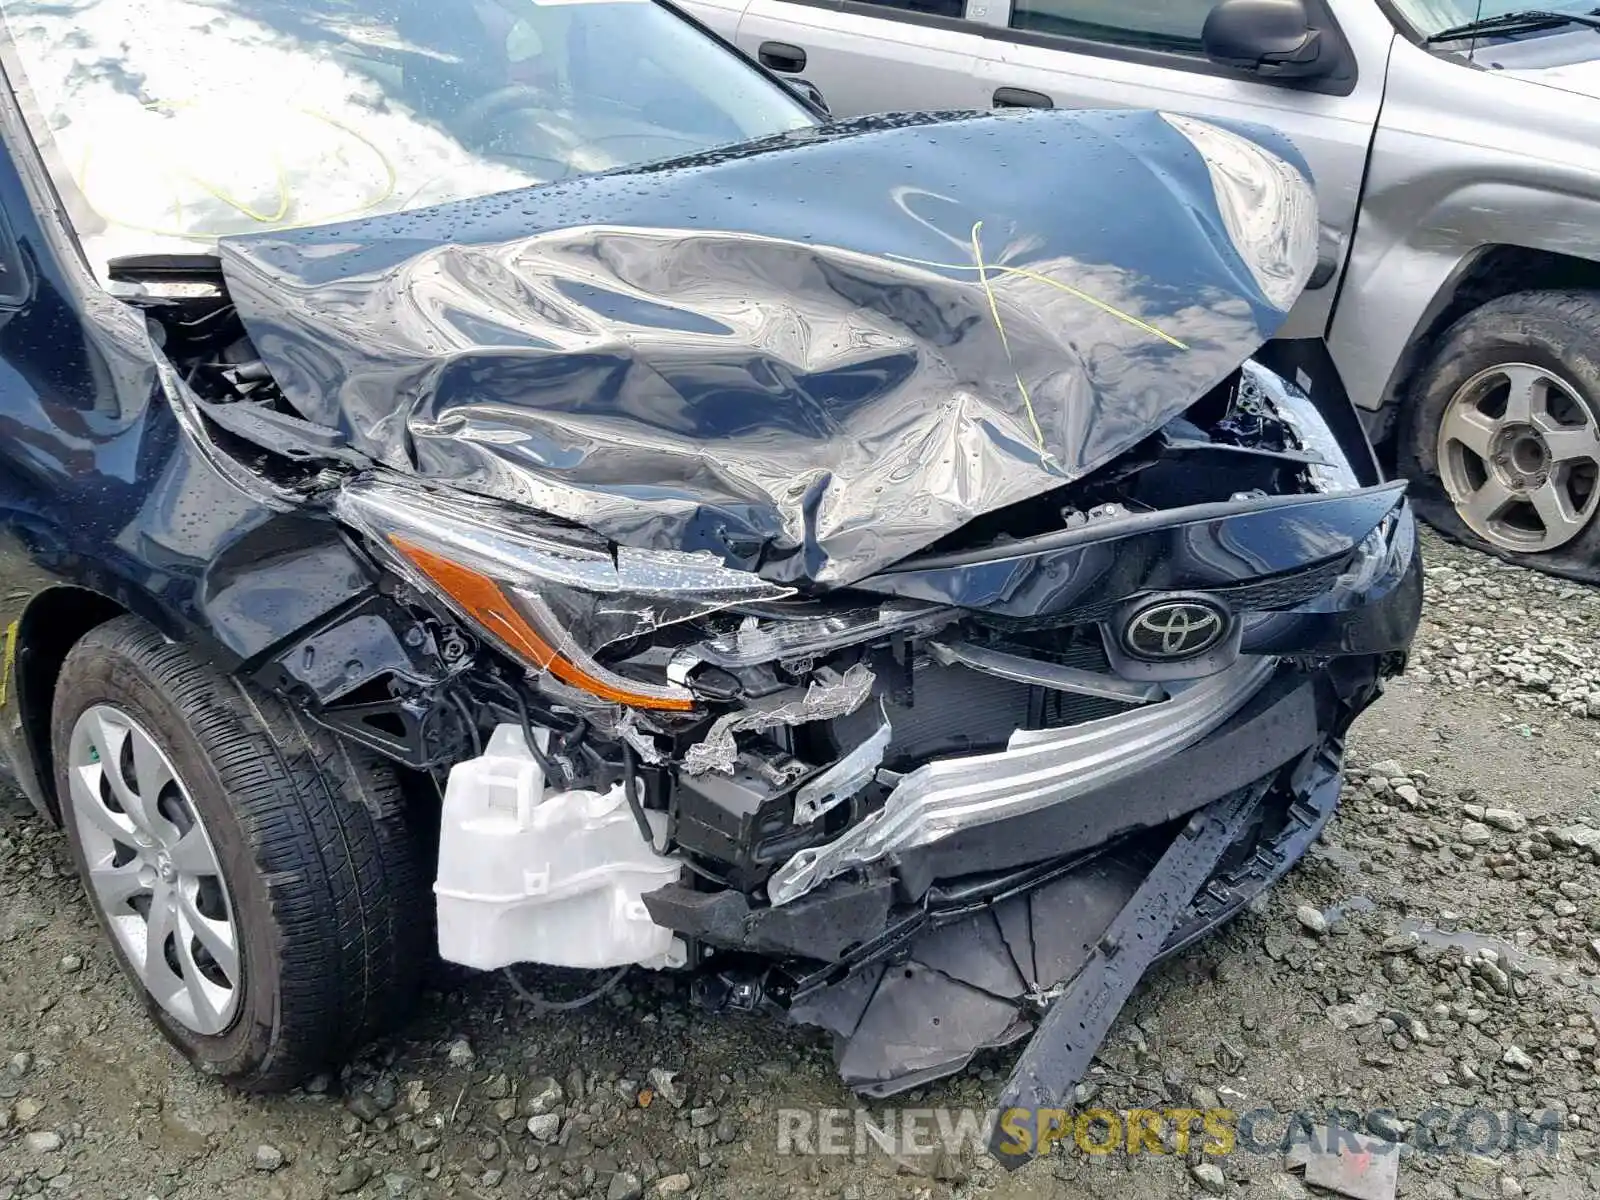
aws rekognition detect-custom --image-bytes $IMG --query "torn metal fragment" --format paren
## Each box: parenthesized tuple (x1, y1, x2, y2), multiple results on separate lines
(682, 663, 875, 776)
(615, 711, 666, 766)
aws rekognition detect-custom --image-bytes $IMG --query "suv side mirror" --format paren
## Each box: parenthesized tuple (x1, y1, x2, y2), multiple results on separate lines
(784, 76, 830, 114)
(1202, 0, 1332, 81)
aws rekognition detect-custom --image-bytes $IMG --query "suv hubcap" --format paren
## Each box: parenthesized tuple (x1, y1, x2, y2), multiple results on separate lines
(1438, 362, 1600, 552)
(65, 705, 240, 1035)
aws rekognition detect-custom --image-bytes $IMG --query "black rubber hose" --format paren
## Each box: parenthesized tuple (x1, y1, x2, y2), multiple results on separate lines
(620, 743, 661, 852)
(450, 690, 483, 758)
(479, 676, 567, 788)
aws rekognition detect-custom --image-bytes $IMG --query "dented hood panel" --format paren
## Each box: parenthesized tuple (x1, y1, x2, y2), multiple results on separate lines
(218, 108, 1316, 586)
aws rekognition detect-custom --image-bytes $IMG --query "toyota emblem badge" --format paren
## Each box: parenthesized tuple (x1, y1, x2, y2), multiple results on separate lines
(1123, 599, 1229, 660)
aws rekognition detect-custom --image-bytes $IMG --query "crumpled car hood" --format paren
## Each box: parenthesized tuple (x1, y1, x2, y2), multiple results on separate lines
(218, 108, 1316, 586)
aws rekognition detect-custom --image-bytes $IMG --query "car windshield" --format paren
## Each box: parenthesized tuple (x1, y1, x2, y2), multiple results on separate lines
(0, 0, 815, 281)
(1389, 0, 1600, 38)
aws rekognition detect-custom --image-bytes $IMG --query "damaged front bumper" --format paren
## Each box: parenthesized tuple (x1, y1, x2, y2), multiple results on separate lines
(647, 627, 1406, 1126)
(646, 508, 1414, 1147)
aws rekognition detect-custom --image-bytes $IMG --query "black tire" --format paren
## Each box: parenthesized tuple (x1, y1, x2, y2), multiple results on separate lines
(52, 615, 428, 1090)
(1398, 289, 1600, 582)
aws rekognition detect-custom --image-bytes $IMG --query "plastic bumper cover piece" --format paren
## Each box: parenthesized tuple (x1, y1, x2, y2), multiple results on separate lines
(989, 784, 1267, 1166)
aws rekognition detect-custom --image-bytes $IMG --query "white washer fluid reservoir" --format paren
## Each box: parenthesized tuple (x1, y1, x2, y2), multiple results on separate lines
(434, 724, 682, 970)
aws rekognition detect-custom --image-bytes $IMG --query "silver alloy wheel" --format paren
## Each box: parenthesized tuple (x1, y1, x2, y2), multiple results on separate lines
(65, 704, 240, 1035)
(1437, 362, 1600, 552)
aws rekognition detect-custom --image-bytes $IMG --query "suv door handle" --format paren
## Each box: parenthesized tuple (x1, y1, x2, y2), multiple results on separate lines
(759, 41, 807, 73)
(993, 87, 1053, 109)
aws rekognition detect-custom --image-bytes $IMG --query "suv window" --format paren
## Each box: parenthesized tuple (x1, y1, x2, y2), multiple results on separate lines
(856, 0, 965, 14)
(1009, 0, 1222, 53)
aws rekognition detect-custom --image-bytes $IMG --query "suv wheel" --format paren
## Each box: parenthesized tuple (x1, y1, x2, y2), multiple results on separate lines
(52, 615, 428, 1089)
(1401, 290, 1600, 571)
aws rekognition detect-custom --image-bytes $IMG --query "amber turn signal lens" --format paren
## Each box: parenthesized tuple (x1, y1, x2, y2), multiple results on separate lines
(390, 537, 695, 712)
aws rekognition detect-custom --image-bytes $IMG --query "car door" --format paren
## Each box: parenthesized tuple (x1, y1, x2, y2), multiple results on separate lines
(967, 0, 1395, 340)
(733, 0, 997, 114)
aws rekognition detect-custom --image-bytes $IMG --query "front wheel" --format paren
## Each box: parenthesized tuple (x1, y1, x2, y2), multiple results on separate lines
(52, 615, 428, 1090)
(1399, 290, 1600, 577)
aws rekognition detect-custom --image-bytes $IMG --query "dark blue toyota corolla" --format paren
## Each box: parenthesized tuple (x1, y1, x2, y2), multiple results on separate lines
(0, 0, 1417, 1152)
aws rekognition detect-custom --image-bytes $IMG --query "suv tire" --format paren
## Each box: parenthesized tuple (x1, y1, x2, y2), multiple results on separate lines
(1400, 289, 1600, 578)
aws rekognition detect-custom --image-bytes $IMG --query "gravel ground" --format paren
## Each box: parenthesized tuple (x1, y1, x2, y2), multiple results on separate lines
(3, 528, 1600, 1200)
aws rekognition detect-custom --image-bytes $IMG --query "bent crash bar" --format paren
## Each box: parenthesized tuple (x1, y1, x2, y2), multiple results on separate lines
(766, 655, 1278, 905)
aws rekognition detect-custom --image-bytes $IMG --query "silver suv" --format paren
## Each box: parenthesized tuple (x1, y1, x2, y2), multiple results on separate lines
(683, 0, 1600, 577)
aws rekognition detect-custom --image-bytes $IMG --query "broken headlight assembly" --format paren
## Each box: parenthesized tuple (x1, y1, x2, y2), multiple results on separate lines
(334, 478, 794, 712)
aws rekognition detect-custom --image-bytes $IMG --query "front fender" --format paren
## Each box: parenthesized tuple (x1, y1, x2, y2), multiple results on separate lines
(1327, 36, 1600, 417)
(0, 396, 373, 820)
